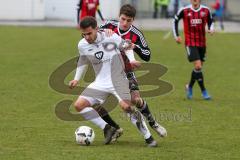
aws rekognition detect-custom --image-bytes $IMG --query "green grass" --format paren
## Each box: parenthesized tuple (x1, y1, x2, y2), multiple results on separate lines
(0, 26, 240, 160)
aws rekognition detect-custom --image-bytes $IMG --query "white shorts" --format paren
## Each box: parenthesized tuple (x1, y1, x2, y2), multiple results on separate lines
(80, 82, 131, 106)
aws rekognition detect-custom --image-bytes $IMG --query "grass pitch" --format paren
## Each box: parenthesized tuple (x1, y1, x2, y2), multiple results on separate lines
(0, 26, 240, 160)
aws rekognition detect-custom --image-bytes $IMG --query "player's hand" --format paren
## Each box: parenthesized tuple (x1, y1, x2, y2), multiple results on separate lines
(124, 39, 135, 50)
(130, 43, 136, 50)
(130, 60, 141, 69)
(175, 36, 182, 44)
(207, 29, 214, 35)
(120, 39, 134, 51)
(104, 29, 114, 37)
(69, 80, 78, 89)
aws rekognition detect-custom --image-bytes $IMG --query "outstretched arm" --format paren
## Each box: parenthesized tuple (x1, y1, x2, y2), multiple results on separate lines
(132, 29, 151, 62)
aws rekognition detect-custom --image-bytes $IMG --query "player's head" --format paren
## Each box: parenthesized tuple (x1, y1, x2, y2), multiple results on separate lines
(80, 16, 98, 44)
(119, 4, 136, 31)
(190, 0, 201, 7)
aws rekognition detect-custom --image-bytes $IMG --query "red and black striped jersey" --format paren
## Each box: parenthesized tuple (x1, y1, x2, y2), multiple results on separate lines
(173, 5, 214, 47)
(78, 0, 99, 19)
(100, 20, 151, 62)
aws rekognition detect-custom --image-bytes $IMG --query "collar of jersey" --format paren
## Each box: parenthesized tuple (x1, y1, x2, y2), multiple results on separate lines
(117, 22, 132, 36)
(190, 4, 202, 12)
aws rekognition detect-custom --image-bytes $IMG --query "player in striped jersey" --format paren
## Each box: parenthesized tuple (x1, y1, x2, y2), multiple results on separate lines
(96, 4, 167, 141)
(173, 0, 214, 100)
(77, 0, 104, 25)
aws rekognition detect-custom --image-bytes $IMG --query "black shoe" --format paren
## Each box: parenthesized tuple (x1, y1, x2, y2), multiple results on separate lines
(145, 136, 157, 147)
(103, 124, 117, 144)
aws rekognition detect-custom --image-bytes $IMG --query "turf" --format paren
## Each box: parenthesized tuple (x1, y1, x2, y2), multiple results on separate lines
(0, 26, 240, 160)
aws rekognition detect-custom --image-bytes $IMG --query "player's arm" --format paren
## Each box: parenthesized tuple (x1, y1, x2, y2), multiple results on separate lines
(125, 50, 141, 69)
(69, 46, 88, 89)
(173, 8, 184, 43)
(77, 0, 83, 25)
(207, 8, 214, 35)
(117, 36, 141, 69)
(133, 31, 151, 62)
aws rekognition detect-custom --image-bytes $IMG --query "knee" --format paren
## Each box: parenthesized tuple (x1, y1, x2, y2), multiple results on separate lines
(194, 65, 202, 71)
(132, 97, 143, 108)
(74, 101, 82, 112)
(131, 97, 141, 105)
(74, 100, 88, 112)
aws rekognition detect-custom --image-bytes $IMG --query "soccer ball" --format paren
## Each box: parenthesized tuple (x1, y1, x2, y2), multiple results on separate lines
(75, 126, 95, 145)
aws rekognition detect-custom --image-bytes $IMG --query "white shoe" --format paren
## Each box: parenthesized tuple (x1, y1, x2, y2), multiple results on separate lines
(151, 123, 167, 137)
(111, 128, 123, 142)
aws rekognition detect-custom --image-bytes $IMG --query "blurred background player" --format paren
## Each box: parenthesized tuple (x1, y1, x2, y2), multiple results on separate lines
(98, 4, 167, 140)
(173, 0, 214, 100)
(173, 0, 180, 16)
(77, 0, 104, 25)
(153, 0, 170, 18)
(159, 0, 170, 18)
(153, 0, 161, 19)
(211, 0, 226, 30)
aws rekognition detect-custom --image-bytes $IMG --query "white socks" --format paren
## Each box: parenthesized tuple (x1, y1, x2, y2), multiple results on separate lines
(128, 110, 151, 139)
(79, 107, 107, 129)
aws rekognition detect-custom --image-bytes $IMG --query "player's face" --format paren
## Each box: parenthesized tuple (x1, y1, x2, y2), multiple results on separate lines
(81, 26, 98, 44)
(191, 0, 201, 7)
(119, 14, 134, 31)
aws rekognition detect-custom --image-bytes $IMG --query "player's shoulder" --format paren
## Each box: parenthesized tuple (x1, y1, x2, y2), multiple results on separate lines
(104, 32, 121, 40)
(100, 20, 118, 27)
(78, 39, 89, 53)
(200, 4, 211, 11)
(108, 20, 118, 26)
(131, 25, 145, 38)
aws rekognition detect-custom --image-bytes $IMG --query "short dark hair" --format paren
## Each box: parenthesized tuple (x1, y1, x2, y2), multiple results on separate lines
(80, 16, 97, 29)
(119, 4, 136, 18)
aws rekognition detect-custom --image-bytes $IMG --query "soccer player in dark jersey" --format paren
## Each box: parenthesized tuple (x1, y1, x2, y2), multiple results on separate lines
(96, 4, 167, 142)
(173, 0, 214, 100)
(77, 0, 104, 25)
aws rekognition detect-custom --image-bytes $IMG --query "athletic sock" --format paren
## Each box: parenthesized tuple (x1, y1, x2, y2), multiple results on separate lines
(137, 100, 155, 127)
(95, 106, 120, 129)
(194, 69, 206, 91)
(127, 110, 151, 139)
(79, 107, 107, 130)
(189, 70, 196, 88)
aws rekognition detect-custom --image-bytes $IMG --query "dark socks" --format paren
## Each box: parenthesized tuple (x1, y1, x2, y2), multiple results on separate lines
(95, 106, 120, 129)
(138, 100, 155, 127)
(194, 69, 206, 91)
(189, 70, 196, 88)
(189, 69, 206, 91)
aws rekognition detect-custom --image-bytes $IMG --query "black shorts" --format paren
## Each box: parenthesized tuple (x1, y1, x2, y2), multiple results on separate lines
(185, 46, 206, 62)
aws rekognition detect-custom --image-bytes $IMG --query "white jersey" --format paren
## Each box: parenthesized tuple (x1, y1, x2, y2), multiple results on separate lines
(75, 32, 127, 89)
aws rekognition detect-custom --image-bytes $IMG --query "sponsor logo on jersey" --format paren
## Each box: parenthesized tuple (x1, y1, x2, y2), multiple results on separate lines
(191, 19, 202, 25)
(200, 11, 206, 17)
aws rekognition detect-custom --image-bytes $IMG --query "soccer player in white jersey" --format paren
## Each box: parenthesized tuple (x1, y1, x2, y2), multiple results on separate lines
(69, 16, 157, 147)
